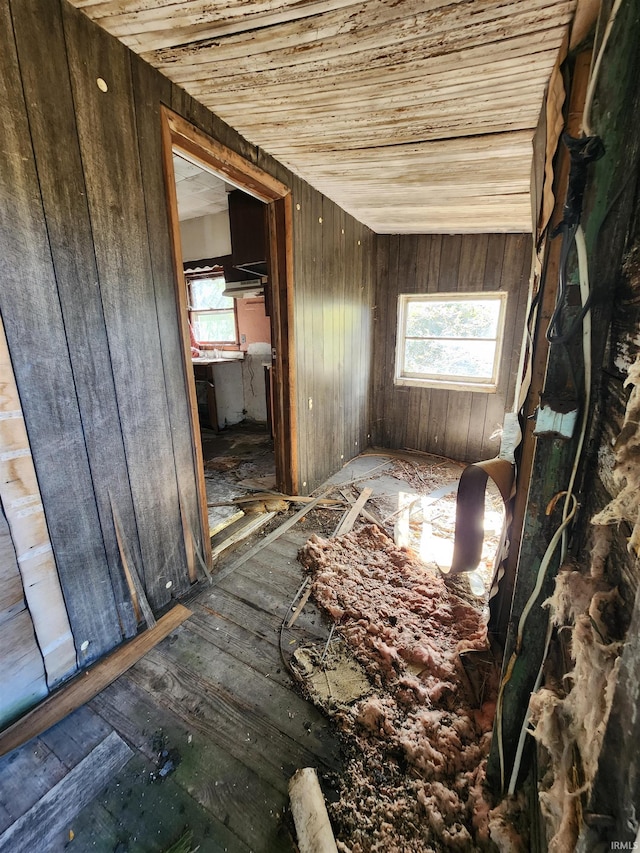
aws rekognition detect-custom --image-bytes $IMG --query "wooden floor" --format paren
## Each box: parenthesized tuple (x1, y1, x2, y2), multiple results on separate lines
(0, 522, 342, 852)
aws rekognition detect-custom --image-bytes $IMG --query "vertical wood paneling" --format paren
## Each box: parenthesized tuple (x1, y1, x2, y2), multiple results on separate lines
(1, 0, 122, 664)
(131, 57, 204, 583)
(12, 0, 138, 640)
(291, 179, 374, 493)
(1, 0, 376, 716)
(303, 180, 324, 490)
(62, 2, 188, 607)
(465, 234, 506, 459)
(322, 197, 337, 471)
(371, 232, 531, 462)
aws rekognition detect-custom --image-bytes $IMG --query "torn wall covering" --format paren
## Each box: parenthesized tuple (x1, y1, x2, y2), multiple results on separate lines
(529, 352, 640, 850)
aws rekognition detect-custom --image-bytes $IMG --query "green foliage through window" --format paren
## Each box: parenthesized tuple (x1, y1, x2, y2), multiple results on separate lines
(396, 293, 507, 390)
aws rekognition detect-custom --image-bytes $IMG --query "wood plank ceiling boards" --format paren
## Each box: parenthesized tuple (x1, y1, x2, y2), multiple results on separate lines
(67, 0, 576, 235)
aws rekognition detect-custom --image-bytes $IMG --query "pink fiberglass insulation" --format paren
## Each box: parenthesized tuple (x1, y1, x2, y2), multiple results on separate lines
(298, 524, 510, 851)
(529, 531, 624, 852)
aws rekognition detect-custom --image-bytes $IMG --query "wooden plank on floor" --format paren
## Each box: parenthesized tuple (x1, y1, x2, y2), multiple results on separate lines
(0, 731, 132, 851)
(0, 606, 191, 758)
(71, 751, 254, 853)
(0, 739, 67, 834)
(333, 487, 373, 536)
(126, 641, 340, 793)
(39, 705, 113, 770)
(90, 676, 292, 852)
(195, 583, 329, 648)
(152, 628, 340, 763)
(212, 512, 277, 562)
(212, 491, 332, 585)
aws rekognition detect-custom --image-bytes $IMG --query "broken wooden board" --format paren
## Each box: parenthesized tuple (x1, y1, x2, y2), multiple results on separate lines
(211, 511, 276, 562)
(0, 605, 191, 757)
(236, 475, 278, 491)
(209, 508, 244, 538)
(110, 495, 156, 629)
(208, 493, 344, 507)
(0, 731, 132, 850)
(333, 488, 373, 537)
(211, 489, 333, 586)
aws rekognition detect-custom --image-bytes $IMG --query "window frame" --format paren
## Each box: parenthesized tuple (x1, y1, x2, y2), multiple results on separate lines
(394, 291, 508, 393)
(186, 269, 239, 347)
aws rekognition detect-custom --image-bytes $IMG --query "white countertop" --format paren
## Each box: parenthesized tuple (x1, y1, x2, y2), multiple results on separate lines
(192, 354, 244, 365)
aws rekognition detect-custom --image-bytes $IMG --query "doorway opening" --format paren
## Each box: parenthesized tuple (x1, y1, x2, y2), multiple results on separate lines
(160, 109, 297, 564)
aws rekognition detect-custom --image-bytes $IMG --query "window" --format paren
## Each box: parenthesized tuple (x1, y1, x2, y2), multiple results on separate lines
(395, 292, 507, 392)
(187, 272, 237, 344)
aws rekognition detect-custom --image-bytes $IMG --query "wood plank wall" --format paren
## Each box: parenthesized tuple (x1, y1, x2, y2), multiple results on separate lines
(370, 234, 531, 462)
(291, 180, 374, 492)
(0, 0, 374, 704)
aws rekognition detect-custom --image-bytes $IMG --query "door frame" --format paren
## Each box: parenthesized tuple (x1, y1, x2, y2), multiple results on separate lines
(160, 107, 298, 570)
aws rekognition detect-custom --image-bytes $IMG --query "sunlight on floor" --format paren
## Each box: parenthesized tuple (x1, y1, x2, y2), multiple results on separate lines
(394, 484, 506, 599)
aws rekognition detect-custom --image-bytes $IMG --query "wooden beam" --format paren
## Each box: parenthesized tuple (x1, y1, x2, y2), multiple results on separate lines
(287, 582, 313, 629)
(212, 490, 332, 586)
(211, 512, 277, 562)
(160, 107, 213, 579)
(0, 605, 191, 757)
(333, 488, 373, 537)
(0, 731, 132, 850)
(163, 107, 288, 202)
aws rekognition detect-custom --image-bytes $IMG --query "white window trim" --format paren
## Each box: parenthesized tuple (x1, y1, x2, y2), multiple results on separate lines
(187, 272, 238, 345)
(394, 291, 508, 393)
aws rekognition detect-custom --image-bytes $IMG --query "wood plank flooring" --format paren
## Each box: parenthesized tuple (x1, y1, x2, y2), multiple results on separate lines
(0, 522, 340, 853)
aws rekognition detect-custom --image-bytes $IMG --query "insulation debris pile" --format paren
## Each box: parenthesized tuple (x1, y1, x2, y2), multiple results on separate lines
(297, 524, 511, 852)
(529, 547, 622, 853)
(528, 351, 640, 851)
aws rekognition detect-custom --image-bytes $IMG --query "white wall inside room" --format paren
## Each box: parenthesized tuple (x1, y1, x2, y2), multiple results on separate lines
(212, 361, 244, 428)
(242, 342, 271, 422)
(179, 212, 231, 261)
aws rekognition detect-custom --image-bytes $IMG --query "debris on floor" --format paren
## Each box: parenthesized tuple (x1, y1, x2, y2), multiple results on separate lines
(204, 455, 243, 472)
(295, 523, 503, 852)
(293, 639, 372, 708)
(289, 767, 340, 853)
(161, 827, 199, 853)
(149, 730, 181, 783)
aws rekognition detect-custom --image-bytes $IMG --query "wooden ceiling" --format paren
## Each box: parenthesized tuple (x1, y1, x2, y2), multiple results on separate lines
(70, 0, 576, 234)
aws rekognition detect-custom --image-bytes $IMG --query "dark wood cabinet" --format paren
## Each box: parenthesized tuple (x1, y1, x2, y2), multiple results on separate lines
(228, 190, 268, 278)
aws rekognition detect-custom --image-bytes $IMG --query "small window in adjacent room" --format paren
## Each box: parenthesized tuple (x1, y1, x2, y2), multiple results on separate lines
(187, 272, 237, 344)
(395, 292, 507, 392)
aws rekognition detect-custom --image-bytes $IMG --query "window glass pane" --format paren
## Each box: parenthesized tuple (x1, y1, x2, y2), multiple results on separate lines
(193, 311, 236, 343)
(404, 338, 497, 380)
(190, 277, 232, 311)
(406, 299, 501, 339)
